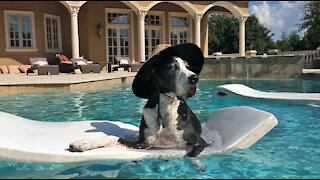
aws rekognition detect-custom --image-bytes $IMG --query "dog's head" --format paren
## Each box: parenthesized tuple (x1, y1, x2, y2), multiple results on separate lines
(132, 43, 204, 100)
(151, 56, 198, 100)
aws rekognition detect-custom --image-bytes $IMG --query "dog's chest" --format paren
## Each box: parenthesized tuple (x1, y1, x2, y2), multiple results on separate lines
(142, 96, 186, 147)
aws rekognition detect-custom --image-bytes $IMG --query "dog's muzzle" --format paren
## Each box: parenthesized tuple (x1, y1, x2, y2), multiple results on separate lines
(188, 74, 198, 85)
(187, 74, 198, 98)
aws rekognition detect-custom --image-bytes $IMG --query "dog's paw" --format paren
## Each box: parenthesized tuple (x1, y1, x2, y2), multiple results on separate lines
(69, 136, 120, 152)
(69, 139, 98, 152)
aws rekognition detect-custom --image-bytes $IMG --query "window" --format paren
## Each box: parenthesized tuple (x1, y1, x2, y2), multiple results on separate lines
(44, 14, 62, 52)
(170, 16, 188, 27)
(169, 12, 191, 46)
(4, 10, 37, 52)
(145, 15, 160, 25)
(107, 13, 129, 24)
(144, 11, 163, 60)
(105, 8, 131, 64)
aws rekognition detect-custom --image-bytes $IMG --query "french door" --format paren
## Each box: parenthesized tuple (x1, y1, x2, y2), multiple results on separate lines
(107, 28, 129, 64)
(170, 30, 187, 45)
(145, 28, 161, 60)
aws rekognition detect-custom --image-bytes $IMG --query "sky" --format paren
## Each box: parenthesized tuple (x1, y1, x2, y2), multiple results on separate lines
(249, 1, 305, 41)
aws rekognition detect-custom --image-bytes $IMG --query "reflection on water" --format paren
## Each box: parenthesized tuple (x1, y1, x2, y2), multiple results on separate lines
(0, 79, 319, 178)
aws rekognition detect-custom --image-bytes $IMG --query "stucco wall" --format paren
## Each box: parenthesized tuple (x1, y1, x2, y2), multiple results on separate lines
(0, 1, 71, 65)
(0, 1, 248, 66)
(78, 1, 130, 63)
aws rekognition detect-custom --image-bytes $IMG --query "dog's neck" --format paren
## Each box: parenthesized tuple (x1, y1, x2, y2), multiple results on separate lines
(159, 93, 177, 106)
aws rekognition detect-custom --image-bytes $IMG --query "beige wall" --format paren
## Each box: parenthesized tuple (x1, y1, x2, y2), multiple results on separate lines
(78, 1, 130, 63)
(0, 1, 71, 65)
(0, 1, 248, 66)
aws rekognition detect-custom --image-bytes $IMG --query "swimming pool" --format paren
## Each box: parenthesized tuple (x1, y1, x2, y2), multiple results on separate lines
(0, 78, 319, 178)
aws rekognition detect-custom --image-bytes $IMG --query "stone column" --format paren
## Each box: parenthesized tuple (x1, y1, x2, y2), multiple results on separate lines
(137, 10, 147, 63)
(69, 6, 80, 59)
(238, 16, 248, 56)
(194, 14, 203, 47)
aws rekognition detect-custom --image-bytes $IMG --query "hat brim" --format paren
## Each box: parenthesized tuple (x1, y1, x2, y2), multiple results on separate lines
(132, 43, 204, 99)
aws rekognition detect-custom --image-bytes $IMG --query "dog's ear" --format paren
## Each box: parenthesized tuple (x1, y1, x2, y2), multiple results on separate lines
(146, 67, 157, 82)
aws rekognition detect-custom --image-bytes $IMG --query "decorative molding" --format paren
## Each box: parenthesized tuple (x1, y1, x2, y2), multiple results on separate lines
(68, 6, 80, 15)
(193, 14, 203, 22)
(201, 1, 249, 19)
(5, 48, 39, 53)
(137, 10, 148, 20)
(237, 16, 248, 23)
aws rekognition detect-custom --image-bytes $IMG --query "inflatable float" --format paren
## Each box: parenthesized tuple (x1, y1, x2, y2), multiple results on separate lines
(0, 106, 278, 164)
(213, 84, 320, 104)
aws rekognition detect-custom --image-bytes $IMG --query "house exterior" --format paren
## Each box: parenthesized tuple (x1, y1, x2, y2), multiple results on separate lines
(0, 1, 249, 68)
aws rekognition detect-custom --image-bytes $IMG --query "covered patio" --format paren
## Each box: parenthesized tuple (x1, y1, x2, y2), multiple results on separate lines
(0, 1, 249, 68)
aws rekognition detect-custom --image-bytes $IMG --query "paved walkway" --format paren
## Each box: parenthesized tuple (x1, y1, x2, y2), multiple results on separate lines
(0, 71, 137, 85)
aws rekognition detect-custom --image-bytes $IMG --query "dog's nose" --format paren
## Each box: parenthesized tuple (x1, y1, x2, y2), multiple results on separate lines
(188, 74, 198, 84)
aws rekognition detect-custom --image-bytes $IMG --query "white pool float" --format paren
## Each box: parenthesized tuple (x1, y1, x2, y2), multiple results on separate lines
(213, 84, 320, 104)
(0, 106, 277, 164)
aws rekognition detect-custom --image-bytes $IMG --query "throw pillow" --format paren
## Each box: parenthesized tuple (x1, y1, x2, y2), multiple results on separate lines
(33, 61, 48, 66)
(18, 65, 32, 73)
(7, 65, 21, 74)
(119, 59, 129, 65)
(0, 66, 8, 74)
(76, 61, 87, 65)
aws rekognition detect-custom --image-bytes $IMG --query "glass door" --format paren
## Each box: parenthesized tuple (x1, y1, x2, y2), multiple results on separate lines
(107, 28, 117, 64)
(107, 28, 129, 64)
(170, 30, 187, 45)
(119, 29, 129, 58)
(105, 9, 130, 64)
(145, 29, 160, 60)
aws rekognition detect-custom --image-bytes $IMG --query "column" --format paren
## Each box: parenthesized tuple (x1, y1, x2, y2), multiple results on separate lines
(238, 16, 248, 56)
(194, 14, 203, 47)
(69, 6, 80, 59)
(137, 10, 147, 63)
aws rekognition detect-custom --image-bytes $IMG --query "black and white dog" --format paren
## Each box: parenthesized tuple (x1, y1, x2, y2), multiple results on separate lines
(69, 43, 208, 157)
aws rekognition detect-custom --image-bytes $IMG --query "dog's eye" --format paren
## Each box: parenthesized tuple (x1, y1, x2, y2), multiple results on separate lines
(169, 64, 178, 71)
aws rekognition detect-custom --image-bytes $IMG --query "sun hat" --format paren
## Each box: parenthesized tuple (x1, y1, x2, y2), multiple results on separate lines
(132, 43, 204, 99)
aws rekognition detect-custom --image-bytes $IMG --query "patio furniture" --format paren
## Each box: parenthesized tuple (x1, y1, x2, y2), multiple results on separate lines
(56, 55, 75, 74)
(213, 84, 320, 104)
(114, 57, 132, 72)
(131, 63, 144, 72)
(71, 58, 101, 74)
(27, 57, 59, 75)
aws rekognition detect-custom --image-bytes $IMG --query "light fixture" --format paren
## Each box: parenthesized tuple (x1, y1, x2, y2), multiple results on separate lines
(96, 23, 104, 39)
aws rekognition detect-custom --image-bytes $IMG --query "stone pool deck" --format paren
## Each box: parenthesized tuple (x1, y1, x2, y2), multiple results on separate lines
(0, 71, 137, 94)
(1, 68, 319, 95)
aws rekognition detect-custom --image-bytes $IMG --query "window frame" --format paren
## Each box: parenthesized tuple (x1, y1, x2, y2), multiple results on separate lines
(4, 10, 37, 52)
(43, 13, 62, 53)
(144, 10, 164, 60)
(168, 12, 192, 44)
(105, 8, 132, 64)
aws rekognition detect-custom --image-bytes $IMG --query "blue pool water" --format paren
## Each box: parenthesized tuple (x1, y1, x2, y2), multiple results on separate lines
(0, 79, 319, 178)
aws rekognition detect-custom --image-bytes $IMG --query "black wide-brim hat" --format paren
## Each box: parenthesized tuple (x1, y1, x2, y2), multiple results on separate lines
(132, 43, 204, 99)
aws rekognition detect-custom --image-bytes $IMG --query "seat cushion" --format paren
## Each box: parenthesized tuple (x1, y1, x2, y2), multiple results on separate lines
(58, 55, 71, 62)
(7, 65, 21, 74)
(33, 61, 48, 66)
(18, 65, 32, 73)
(0, 66, 8, 74)
(119, 59, 129, 65)
(76, 61, 87, 65)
